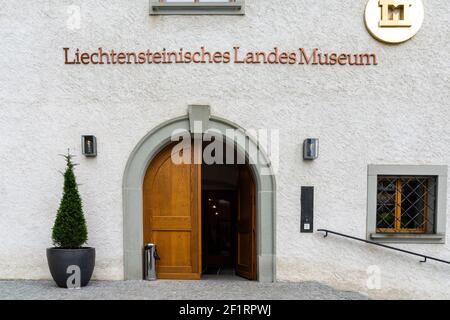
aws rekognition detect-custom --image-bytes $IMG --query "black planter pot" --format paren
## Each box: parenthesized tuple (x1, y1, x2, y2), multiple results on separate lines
(46, 247, 95, 288)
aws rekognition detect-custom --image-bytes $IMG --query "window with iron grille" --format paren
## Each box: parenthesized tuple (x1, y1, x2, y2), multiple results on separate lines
(367, 165, 447, 244)
(376, 176, 437, 234)
(151, 0, 245, 15)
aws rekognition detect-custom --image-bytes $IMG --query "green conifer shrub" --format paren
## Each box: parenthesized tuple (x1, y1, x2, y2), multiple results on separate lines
(51, 152, 88, 248)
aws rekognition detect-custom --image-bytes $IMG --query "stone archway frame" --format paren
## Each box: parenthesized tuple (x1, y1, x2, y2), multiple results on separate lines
(123, 106, 276, 282)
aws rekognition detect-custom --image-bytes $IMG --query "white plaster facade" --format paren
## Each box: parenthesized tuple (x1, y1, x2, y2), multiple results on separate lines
(0, 0, 449, 299)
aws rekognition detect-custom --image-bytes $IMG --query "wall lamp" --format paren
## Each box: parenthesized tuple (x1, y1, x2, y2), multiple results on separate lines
(81, 135, 97, 157)
(303, 138, 319, 160)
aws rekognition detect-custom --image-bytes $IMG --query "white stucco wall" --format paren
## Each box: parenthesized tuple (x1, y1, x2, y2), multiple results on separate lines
(1, 0, 449, 299)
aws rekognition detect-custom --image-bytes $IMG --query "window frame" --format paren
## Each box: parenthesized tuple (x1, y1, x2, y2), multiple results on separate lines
(150, 0, 245, 16)
(367, 165, 447, 244)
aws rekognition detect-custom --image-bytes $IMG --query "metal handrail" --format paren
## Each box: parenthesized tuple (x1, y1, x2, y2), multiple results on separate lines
(317, 229, 450, 265)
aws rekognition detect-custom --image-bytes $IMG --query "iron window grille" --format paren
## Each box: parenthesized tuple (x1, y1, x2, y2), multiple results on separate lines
(376, 176, 437, 234)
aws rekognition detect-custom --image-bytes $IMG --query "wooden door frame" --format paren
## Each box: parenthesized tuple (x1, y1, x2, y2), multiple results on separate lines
(123, 112, 276, 282)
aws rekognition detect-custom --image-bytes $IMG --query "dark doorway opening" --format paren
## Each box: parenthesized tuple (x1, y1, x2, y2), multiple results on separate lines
(202, 190, 236, 276)
(201, 151, 256, 280)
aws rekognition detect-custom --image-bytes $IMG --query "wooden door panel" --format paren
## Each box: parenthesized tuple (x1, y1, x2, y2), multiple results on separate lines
(143, 143, 201, 280)
(150, 158, 191, 217)
(237, 233, 251, 270)
(151, 216, 192, 230)
(236, 166, 256, 280)
(153, 231, 192, 268)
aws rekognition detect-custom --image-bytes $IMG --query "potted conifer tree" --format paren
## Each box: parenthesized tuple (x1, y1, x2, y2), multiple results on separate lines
(47, 152, 95, 288)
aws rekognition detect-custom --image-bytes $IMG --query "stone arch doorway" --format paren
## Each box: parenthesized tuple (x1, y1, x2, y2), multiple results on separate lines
(143, 141, 257, 280)
(122, 106, 276, 282)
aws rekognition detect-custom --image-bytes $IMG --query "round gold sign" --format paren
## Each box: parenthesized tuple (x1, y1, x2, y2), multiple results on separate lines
(365, 0, 424, 44)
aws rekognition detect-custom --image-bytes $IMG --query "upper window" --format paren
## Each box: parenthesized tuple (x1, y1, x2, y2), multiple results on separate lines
(367, 165, 447, 244)
(150, 0, 245, 15)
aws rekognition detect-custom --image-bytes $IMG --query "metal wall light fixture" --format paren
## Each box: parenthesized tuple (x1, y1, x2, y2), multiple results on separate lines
(303, 138, 319, 160)
(81, 135, 97, 157)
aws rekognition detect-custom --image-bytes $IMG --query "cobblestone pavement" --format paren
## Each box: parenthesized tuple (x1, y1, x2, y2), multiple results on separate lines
(0, 278, 369, 300)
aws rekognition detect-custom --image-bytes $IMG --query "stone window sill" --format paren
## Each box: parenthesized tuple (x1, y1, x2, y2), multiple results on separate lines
(370, 233, 445, 244)
(150, 1, 245, 15)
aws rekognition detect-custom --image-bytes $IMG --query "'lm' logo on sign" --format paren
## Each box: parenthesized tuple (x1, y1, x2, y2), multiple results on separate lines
(379, 0, 412, 27)
(365, 0, 424, 44)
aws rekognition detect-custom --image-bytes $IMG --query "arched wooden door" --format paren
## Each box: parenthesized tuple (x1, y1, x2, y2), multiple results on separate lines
(143, 143, 201, 280)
